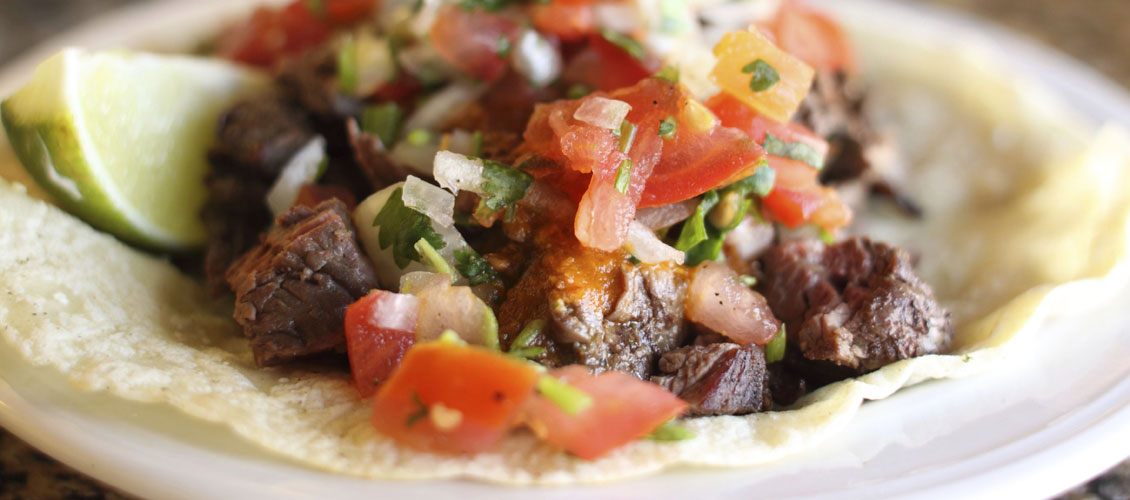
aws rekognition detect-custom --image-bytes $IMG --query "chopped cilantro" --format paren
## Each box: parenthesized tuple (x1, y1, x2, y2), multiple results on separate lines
(479, 160, 534, 211)
(482, 307, 500, 351)
(647, 421, 695, 441)
(658, 116, 677, 139)
(738, 274, 757, 287)
(373, 187, 446, 269)
(741, 59, 779, 92)
(454, 247, 498, 286)
(614, 159, 633, 194)
(414, 238, 453, 279)
(726, 161, 775, 198)
(618, 121, 638, 153)
(509, 319, 546, 359)
(495, 35, 512, 58)
(361, 103, 403, 148)
(537, 376, 593, 416)
(765, 325, 786, 363)
(762, 133, 825, 170)
(819, 226, 835, 244)
(682, 235, 724, 266)
(460, 0, 509, 11)
(675, 190, 720, 251)
(600, 28, 646, 61)
(566, 83, 593, 99)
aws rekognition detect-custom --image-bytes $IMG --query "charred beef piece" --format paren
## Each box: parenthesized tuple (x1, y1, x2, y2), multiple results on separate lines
(498, 230, 689, 379)
(226, 200, 379, 366)
(652, 343, 771, 416)
(345, 119, 411, 190)
(202, 97, 315, 294)
(796, 71, 886, 185)
(276, 47, 362, 120)
(759, 238, 952, 372)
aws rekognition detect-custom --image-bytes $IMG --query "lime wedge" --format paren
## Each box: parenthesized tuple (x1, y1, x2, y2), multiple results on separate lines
(1, 49, 267, 251)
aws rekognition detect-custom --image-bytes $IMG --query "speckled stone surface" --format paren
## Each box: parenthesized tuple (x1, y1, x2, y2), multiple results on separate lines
(1, 1, 1128, 499)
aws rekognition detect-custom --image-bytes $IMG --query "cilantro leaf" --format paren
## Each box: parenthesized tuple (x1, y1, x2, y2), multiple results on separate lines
(726, 161, 775, 198)
(741, 59, 779, 92)
(763, 133, 825, 170)
(658, 116, 677, 139)
(454, 247, 499, 286)
(373, 187, 446, 269)
(480, 160, 534, 211)
(675, 190, 720, 251)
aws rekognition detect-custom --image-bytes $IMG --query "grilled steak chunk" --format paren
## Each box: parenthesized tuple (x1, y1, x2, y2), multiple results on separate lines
(498, 230, 689, 379)
(652, 343, 771, 416)
(202, 97, 315, 294)
(760, 238, 952, 372)
(226, 200, 379, 366)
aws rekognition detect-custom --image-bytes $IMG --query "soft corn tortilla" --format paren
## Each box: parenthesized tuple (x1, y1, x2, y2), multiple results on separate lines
(1, 29, 1130, 486)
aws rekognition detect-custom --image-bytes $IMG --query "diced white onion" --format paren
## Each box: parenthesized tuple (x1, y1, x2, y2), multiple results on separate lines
(390, 141, 440, 176)
(403, 83, 486, 132)
(574, 97, 632, 130)
(635, 200, 698, 229)
(413, 279, 494, 344)
(400, 271, 452, 295)
(512, 30, 562, 88)
(686, 261, 779, 345)
(625, 221, 685, 264)
(367, 291, 421, 333)
(433, 150, 485, 195)
(403, 175, 455, 227)
(266, 136, 326, 216)
(724, 216, 775, 262)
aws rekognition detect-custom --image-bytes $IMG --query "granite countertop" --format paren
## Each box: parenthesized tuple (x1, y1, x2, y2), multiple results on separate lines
(2, 1, 1129, 499)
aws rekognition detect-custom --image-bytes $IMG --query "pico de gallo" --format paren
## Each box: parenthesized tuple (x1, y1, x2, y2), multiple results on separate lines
(206, 0, 952, 460)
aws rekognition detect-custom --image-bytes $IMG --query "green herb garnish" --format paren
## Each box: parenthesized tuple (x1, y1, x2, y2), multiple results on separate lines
(454, 247, 498, 286)
(361, 103, 403, 148)
(480, 160, 534, 211)
(537, 376, 593, 416)
(647, 420, 695, 441)
(460, 0, 509, 12)
(765, 324, 786, 363)
(762, 133, 825, 170)
(674, 190, 720, 251)
(658, 116, 677, 139)
(741, 59, 779, 92)
(600, 28, 646, 61)
(738, 274, 758, 287)
(509, 319, 547, 359)
(470, 130, 484, 157)
(618, 121, 638, 153)
(495, 35, 512, 58)
(614, 160, 633, 194)
(482, 307, 500, 351)
(414, 237, 454, 278)
(373, 187, 446, 268)
(566, 83, 593, 99)
(655, 66, 680, 83)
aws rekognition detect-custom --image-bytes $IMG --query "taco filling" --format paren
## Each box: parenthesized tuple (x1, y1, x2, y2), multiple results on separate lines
(2, 0, 1129, 482)
(181, 0, 956, 457)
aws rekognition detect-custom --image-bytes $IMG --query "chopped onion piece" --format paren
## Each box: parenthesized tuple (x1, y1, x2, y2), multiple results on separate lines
(593, 3, 644, 33)
(512, 30, 562, 88)
(574, 97, 632, 130)
(724, 216, 775, 261)
(443, 129, 478, 156)
(266, 136, 327, 216)
(368, 291, 421, 333)
(403, 83, 486, 132)
(686, 261, 780, 345)
(400, 271, 452, 295)
(353, 33, 396, 96)
(403, 176, 455, 227)
(433, 151, 485, 195)
(635, 200, 698, 230)
(413, 279, 496, 345)
(625, 221, 685, 264)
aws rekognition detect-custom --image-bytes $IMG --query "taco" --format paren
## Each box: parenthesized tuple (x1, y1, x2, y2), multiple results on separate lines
(1, 0, 1129, 486)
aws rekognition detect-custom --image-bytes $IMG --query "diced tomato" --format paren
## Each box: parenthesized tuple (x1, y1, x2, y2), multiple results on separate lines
(296, 184, 357, 211)
(561, 35, 654, 92)
(706, 92, 828, 157)
(767, 0, 856, 73)
(639, 103, 766, 208)
(430, 5, 519, 82)
(371, 75, 423, 109)
(523, 366, 687, 460)
(371, 342, 540, 454)
(760, 156, 850, 229)
(345, 290, 419, 397)
(711, 28, 814, 123)
(217, 0, 375, 67)
(530, 2, 596, 42)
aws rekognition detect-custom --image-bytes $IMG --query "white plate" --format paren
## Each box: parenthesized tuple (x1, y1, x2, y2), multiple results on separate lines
(3, 1, 1130, 499)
